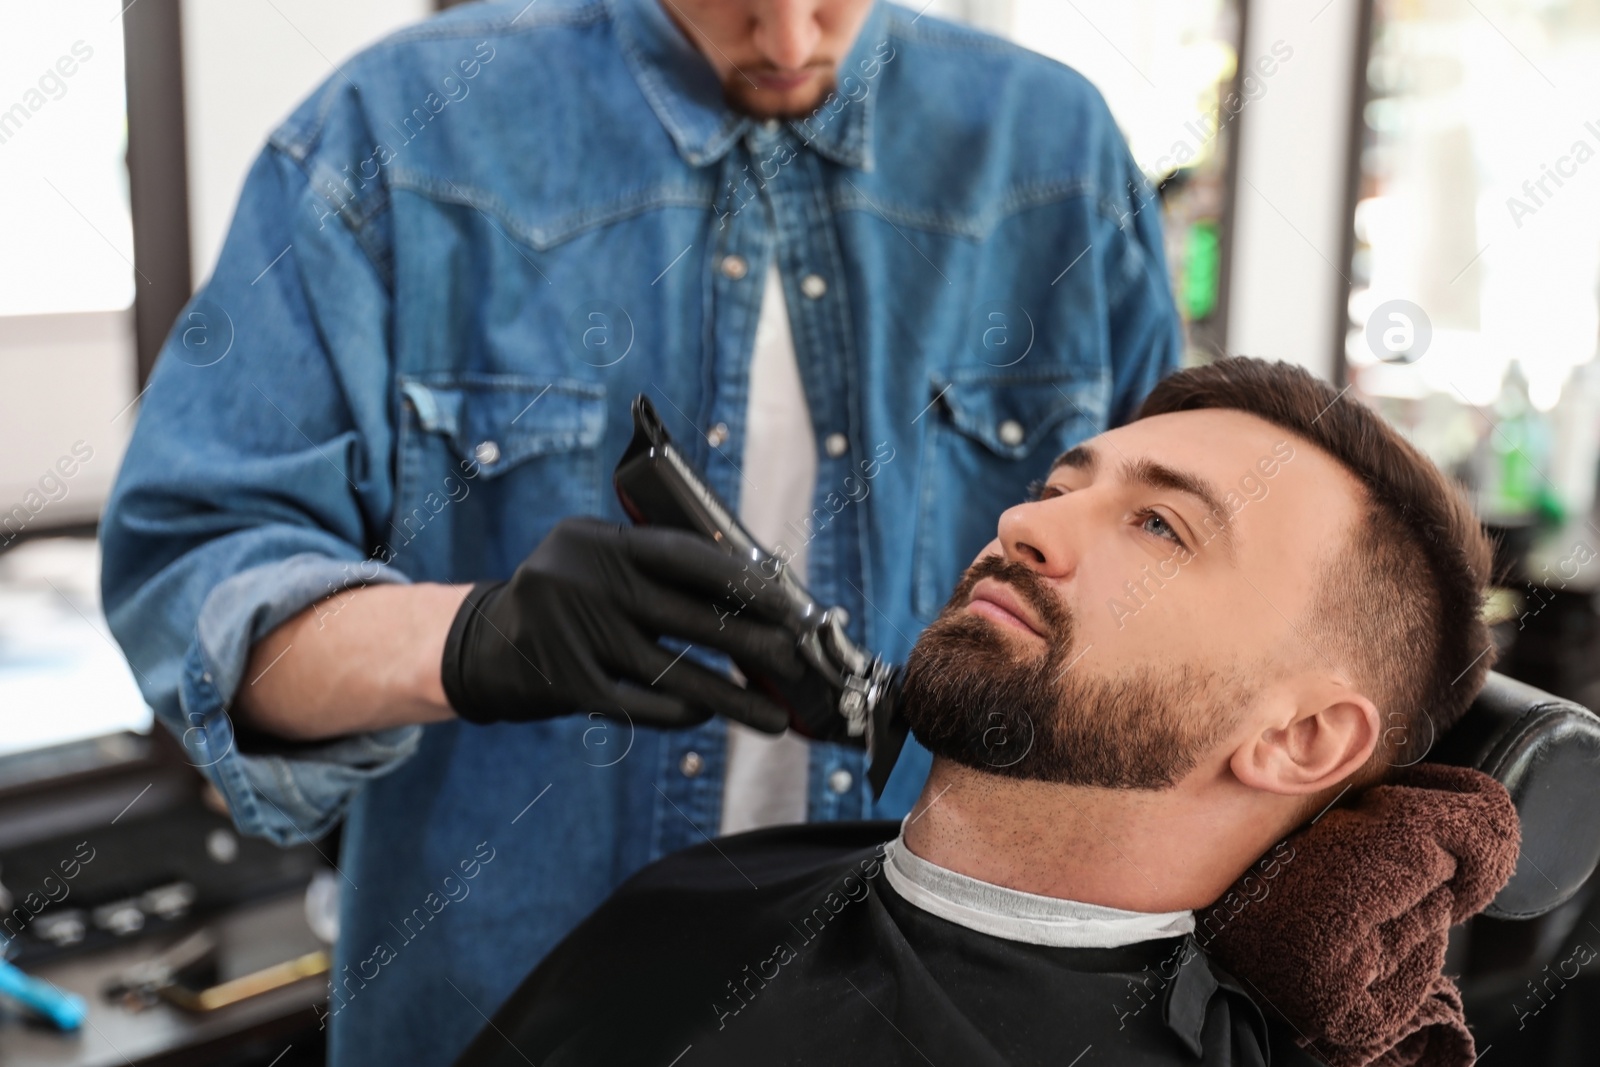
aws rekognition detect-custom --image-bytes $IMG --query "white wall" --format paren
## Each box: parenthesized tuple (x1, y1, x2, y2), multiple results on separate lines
(181, 0, 432, 284)
(0, 311, 135, 531)
(1225, 0, 1364, 379)
(920, 0, 1015, 34)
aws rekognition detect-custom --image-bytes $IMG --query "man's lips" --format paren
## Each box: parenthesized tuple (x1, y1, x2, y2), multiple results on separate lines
(966, 577, 1047, 639)
(747, 69, 819, 92)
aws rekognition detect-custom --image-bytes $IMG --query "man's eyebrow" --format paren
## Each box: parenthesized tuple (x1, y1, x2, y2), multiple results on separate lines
(1051, 444, 1096, 476)
(1048, 443, 1239, 561)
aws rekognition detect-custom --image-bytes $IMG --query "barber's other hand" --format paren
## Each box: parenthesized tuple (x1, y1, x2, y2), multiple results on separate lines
(440, 516, 804, 731)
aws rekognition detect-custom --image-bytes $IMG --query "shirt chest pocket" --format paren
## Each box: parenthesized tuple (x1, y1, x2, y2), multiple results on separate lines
(395, 374, 608, 580)
(911, 369, 1107, 623)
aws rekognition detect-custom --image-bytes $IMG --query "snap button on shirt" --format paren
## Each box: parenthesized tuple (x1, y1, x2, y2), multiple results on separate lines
(824, 432, 849, 458)
(474, 440, 501, 465)
(707, 422, 730, 448)
(800, 273, 828, 299)
(720, 254, 749, 280)
(828, 768, 854, 794)
(998, 419, 1025, 447)
(680, 751, 705, 778)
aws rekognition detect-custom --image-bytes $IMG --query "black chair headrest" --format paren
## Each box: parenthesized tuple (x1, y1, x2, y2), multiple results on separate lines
(1429, 670, 1600, 920)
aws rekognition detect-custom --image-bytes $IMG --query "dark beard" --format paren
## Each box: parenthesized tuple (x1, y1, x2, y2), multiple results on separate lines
(899, 554, 1251, 789)
(720, 68, 836, 120)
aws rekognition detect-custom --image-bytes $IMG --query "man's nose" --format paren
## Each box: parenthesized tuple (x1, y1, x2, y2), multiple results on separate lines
(752, 0, 823, 71)
(995, 496, 1077, 579)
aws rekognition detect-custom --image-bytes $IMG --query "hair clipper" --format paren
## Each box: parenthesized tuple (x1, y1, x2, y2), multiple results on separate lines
(613, 394, 909, 798)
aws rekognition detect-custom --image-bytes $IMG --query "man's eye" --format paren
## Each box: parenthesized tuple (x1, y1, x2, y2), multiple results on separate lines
(1137, 508, 1187, 550)
(1025, 478, 1063, 503)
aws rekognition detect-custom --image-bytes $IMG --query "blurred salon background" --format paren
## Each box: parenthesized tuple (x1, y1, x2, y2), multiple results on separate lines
(2, 0, 1598, 1062)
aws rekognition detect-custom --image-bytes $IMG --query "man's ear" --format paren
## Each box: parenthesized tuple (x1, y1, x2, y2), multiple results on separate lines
(1229, 686, 1381, 796)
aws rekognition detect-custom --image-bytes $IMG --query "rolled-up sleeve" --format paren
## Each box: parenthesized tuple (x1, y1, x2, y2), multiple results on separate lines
(101, 72, 419, 846)
(178, 554, 420, 845)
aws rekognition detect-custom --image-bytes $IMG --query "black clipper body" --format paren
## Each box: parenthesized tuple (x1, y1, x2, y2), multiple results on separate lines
(613, 394, 908, 798)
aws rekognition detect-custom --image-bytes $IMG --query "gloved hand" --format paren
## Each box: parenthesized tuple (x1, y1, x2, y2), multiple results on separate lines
(440, 516, 806, 731)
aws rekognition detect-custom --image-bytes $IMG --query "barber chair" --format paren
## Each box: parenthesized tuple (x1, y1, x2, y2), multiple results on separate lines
(1435, 670, 1600, 922)
(1427, 671, 1600, 1057)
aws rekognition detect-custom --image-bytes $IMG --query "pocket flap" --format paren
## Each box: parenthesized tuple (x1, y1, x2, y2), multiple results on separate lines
(931, 371, 1104, 461)
(398, 374, 607, 477)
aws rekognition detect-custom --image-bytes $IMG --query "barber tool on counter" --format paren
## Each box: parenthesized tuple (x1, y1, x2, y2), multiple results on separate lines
(103, 927, 329, 1014)
(614, 394, 910, 797)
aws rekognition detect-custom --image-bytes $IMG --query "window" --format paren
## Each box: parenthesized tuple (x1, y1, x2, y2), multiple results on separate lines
(0, 3, 134, 316)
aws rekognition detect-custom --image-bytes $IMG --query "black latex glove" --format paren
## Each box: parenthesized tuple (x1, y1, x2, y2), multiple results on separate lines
(440, 516, 806, 731)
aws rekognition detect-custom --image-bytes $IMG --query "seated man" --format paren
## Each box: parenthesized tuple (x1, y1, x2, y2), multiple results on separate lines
(452, 356, 1498, 1067)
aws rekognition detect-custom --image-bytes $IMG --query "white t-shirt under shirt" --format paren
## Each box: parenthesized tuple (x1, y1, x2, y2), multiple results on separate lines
(718, 264, 816, 837)
(884, 821, 1196, 948)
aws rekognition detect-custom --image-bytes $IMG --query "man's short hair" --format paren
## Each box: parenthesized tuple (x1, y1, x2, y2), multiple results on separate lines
(1133, 356, 1497, 783)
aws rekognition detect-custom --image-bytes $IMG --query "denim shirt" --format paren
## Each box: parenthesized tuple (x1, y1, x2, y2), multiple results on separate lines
(99, 0, 1179, 1063)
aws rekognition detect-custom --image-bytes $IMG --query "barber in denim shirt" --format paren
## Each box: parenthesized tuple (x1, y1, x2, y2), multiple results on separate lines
(100, 0, 1179, 1062)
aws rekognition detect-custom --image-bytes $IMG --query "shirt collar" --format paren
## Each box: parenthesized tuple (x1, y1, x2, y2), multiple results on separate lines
(883, 827, 1196, 949)
(610, 0, 883, 171)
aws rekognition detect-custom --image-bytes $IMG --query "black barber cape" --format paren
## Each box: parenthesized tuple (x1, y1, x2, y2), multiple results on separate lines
(454, 821, 1307, 1067)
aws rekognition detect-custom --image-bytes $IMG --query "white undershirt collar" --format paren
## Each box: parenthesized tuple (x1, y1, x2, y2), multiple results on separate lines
(882, 821, 1195, 949)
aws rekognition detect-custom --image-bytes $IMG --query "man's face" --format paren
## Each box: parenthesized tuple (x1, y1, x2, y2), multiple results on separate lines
(658, 0, 876, 118)
(900, 408, 1365, 789)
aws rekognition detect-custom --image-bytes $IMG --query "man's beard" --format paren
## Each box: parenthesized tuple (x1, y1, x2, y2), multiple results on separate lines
(721, 66, 835, 119)
(899, 554, 1254, 789)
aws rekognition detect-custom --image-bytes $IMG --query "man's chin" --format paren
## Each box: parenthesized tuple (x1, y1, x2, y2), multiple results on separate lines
(724, 75, 834, 120)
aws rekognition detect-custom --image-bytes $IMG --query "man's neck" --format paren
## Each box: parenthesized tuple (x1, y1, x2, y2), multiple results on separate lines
(899, 760, 1288, 913)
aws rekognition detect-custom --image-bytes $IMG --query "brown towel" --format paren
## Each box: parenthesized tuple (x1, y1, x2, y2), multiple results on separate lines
(1200, 763, 1521, 1067)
